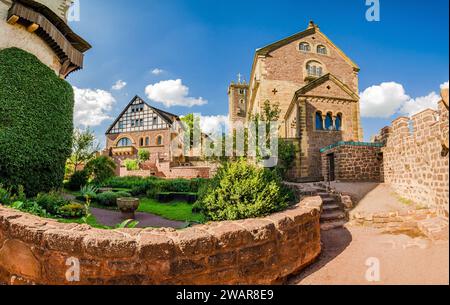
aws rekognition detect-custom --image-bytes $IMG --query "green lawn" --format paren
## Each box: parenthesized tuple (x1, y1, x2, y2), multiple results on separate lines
(138, 198, 205, 223)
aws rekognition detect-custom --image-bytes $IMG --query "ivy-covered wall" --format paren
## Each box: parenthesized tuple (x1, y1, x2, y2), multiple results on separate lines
(0, 47, 74, 196)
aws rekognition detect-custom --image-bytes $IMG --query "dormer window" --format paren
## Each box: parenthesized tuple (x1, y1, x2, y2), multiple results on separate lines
(306, 61, 324, 77)
(317, 45, 327, 55)
(299, 42, 311, 52)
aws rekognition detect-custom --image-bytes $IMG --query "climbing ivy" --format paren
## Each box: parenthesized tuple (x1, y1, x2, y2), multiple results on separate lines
(0, 48, 74, 196)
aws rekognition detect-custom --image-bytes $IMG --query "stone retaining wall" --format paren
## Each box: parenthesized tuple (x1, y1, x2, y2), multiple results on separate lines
(0, 197, 322, 285)
(350, 209, 438, 230)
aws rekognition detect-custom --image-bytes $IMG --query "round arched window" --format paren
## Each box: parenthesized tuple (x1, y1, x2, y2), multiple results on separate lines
(299, 42, 311, 52)
(317, 45, 327, 55)
(306, 61, 324, 77)
(117, 138, 132, 147)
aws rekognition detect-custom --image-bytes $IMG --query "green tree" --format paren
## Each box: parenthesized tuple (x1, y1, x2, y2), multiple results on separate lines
(85, 156, 117, 184)
(138, 149, 150, 162)
(68, 128, 99, 174)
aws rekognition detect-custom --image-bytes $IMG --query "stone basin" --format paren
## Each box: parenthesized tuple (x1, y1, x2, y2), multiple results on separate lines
(117, 198, 140, 219)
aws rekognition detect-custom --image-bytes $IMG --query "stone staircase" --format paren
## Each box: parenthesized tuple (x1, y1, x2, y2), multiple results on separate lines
(285, 182, 348, 231)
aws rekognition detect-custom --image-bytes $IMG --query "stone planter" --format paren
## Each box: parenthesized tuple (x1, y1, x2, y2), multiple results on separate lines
(117, 198, 140, 220)
(98, 187, 113, 193)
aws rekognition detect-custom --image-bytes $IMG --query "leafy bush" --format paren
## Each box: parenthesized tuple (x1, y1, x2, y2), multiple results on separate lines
(58, 203, 86, 218)
(0, 185, 12, 205)
(11, 201, 49, 218)
(277, 140, 297, 179)
(0, 48, 74, 196)
(138, 149, 150, 162)
(95, 191, 131, 207)
(102, 176, 148, 189)
(85, 156, 116, 184)
(194, 159, 291, 221)
(124, 159, 140, 171)
(67, 170, 89, 191)
(35, 192, 70, 215)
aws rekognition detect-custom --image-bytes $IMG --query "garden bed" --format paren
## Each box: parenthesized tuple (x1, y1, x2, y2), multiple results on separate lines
(155, 192, 198, 204)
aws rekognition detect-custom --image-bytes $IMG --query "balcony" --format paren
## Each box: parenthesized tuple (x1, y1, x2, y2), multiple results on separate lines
(111, 146, 136, 156)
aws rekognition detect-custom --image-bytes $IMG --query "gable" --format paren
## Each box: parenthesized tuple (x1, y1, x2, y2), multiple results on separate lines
(298, 75, 359, 101)
(106, 96, 175, 134)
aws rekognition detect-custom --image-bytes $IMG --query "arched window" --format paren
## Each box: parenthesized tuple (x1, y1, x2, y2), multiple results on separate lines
(157, 135, 163, 146)
(315, 112, 324, 130)
(299, 42, 311, 52)
(325, 113, 333, 130)
(317, 45, 327, 55)
(140, 138, 144, 146)
(145, 137, 150, 146)
(117, 138, 132, 147)
(306, 61, 324, 77)
(335, 114, 342, 131)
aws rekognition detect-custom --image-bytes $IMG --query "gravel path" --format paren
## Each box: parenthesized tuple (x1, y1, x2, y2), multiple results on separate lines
(90, 208, 187, 229)
(290, 225, 449, 285)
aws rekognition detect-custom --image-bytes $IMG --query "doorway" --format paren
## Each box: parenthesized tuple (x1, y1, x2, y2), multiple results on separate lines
(327, 153, 335, 181)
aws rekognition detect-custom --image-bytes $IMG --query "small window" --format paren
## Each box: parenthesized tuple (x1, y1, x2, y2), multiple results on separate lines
(306, 61, 324, 77)
(335, 114, 342, 131)
(157, 136, 163, 146)
(299, 42, 311, 52)
(118, 121, 124, 129)
(315, 112, 323, 130)
(140, 138, 144, 146)
(239, 89, 245, 95)
(317, 45, 327, 55)
(145, 137, 150, 146)
(117, 138, 132, 147)
(325, 113, 333, 130)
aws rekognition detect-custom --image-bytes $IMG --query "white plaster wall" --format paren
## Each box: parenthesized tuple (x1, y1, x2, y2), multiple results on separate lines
(0, 1, 61, 74)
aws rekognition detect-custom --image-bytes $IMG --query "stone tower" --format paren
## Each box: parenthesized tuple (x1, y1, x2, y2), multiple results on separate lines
(228, 75, 249, 127)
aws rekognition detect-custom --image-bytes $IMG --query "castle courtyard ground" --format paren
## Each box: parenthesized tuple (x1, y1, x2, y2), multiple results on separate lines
(291, 225, 449, 285)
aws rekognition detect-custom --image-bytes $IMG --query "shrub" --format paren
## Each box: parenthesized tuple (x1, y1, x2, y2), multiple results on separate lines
(35, 192, 70, 215)
(85, 156, 116, 184)
(95, 191, 131, 207)
(277, 140, 297, 179)
(0, 48, 74, 196)
(0, 185, 12, 205)
(194, 159, 290, 221)
(58, 203, 87, 218)
(138, 149, 150, 162)
(124, 159, 140, 171)
(67, 170, 89, 191)
(11, 201, 49, 218)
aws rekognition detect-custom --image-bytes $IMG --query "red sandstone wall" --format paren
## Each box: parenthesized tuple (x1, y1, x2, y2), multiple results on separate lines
(0, 197, 322, 285)
(321, 145, 383, 182)
(382, 100, 449, 217)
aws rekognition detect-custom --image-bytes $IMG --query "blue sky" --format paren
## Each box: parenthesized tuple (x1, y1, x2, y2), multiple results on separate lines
(68, 0, 449, 143)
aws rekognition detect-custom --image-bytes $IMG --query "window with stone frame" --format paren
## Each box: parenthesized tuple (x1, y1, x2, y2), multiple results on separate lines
(117, 138, 132, 147)
(335, 113, 343, 131)
(145, 137, 150, 146)
(325, 113, 333, 130)
(315, 112, 324, 130)
(317, 45, 327, 55)
(299, 42, 311, 52)
(157, 135, 163, 146)
(306, 61, 324, 77)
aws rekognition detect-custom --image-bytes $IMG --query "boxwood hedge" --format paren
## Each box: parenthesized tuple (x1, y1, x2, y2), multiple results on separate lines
(0, 48, 74, 196)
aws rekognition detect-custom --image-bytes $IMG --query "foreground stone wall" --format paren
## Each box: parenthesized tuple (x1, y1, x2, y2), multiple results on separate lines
(0, 197, 322, 285)
(321, 143, 383, 182)
(382, 89, 449, 218)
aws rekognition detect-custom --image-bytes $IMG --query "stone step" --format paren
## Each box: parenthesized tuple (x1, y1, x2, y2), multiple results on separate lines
(321, 211, 347, 222)
(322, 204, 341, 211)
(321, 220, 347, 231)
(322, 197, 337, 205)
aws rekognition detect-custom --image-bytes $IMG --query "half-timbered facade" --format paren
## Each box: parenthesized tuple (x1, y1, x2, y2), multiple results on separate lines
(105, 96, 183, 163)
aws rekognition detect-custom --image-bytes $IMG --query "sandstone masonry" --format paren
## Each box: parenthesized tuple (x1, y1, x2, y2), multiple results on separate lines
(0, 197, 322, 285)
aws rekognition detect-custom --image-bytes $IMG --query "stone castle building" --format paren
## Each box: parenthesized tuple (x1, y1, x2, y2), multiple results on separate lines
(0, 0, 90, 78)
(229, 21, 363, 180)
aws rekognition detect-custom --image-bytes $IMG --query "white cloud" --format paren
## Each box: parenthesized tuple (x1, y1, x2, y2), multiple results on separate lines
(151, 68, 164, 75)
(111, 80, 127, 91)
(360, 82, 410, 118)
(145, 79, 208, 108)
(200, 115, 229, 135)
(441, 81, 449, 90)
(73, 86, 116, 127)
(400, 92, 441, 117)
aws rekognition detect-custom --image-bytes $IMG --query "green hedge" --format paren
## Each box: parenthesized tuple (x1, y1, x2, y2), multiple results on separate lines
(0, 48, 74, 196)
